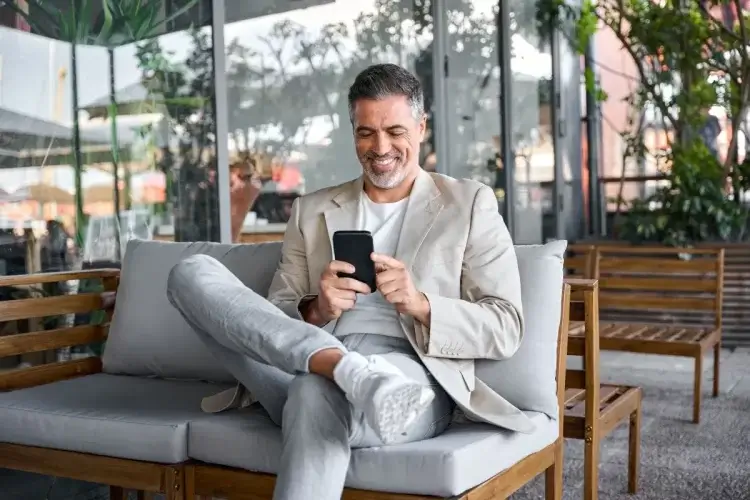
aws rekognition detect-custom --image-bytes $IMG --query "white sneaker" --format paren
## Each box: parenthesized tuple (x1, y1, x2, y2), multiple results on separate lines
(333, 352, 435, 444)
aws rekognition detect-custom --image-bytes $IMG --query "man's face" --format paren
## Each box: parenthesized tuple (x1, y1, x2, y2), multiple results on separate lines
(352, 95, 426, 189)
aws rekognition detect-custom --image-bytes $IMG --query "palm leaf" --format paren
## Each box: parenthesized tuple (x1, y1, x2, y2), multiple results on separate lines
(2, 0, 199, 47)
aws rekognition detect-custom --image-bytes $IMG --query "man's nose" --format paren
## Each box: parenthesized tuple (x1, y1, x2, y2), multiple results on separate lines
(372, 134, 392, 155)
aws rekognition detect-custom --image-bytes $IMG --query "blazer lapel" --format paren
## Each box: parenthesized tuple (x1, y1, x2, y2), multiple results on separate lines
(395, 170, 444, 269)
(323, 176, 363, 255)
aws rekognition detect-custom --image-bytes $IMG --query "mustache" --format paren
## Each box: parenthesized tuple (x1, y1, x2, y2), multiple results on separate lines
(364, 151, 401, 161)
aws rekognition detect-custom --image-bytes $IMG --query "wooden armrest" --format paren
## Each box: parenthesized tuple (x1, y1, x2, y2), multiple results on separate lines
(0, 269, 118, 390)
(0, 269, 120, 288)
(564, 278, 598, 290)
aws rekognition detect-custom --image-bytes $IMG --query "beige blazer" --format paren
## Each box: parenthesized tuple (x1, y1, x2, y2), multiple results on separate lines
(202, 169, 535, 433)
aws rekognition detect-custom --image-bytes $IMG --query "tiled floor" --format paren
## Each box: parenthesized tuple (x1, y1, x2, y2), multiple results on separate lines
(2, 348, 750, 499)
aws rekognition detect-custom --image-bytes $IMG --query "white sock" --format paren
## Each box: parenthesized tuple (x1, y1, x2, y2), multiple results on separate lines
(332, 351, 369, 395)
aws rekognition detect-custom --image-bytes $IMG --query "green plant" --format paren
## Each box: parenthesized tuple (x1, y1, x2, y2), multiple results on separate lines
(540, 0, 750, 246)
(618, 141, 748, 246)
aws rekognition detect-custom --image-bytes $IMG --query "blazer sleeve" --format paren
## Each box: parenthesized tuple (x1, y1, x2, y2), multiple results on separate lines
(419, 185, 525, 360)
(266, 198, 316, 320)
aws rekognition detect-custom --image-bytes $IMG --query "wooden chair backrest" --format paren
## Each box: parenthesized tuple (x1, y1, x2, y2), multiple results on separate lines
(595, 246, 724, 329)
(564, 244, 598, 279)
(564, 279, 600, 401)
(556, 282, 572, 432)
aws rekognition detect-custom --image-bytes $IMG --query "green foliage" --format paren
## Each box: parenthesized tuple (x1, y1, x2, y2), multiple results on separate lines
(619, 141, 748, 246)
(540, 0, 750, 246)
(1, 0, 198, 47)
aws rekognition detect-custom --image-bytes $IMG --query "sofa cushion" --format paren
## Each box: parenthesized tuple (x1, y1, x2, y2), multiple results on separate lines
(103, 239, 283, 382)
(0, 373, 230, 463)
(475, 240, 567, 419)
(188, 406, 558, 497)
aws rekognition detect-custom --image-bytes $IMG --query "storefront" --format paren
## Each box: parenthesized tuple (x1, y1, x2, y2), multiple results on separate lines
(0, 0, 585, 255)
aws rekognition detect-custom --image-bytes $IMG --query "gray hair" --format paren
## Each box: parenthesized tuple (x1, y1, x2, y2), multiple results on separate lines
(347, 63, 425, 123)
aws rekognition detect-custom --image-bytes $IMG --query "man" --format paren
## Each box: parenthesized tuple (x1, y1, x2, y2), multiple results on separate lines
(166, 63, 530, 500)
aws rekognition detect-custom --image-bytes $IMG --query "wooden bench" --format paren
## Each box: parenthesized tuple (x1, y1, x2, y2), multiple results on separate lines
(567, 245, 724, 424)
(564, 279, 642, 500)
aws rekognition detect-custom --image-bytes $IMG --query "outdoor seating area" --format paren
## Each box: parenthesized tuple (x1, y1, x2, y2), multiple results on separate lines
(0, 239, 747, 500)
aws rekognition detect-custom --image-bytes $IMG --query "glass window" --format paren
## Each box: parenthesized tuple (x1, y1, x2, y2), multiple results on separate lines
(221, 0, 435, 242)
(509, 0, 555, 244)
(443, 1, 504, 211)
(0, 1, 218, 273)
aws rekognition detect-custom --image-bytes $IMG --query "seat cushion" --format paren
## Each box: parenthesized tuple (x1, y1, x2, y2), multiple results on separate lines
(188, 406, 558, 497)
(0, 374, 230, 464)
(475, 240, 567, 419)
(103, 239, 283, 382)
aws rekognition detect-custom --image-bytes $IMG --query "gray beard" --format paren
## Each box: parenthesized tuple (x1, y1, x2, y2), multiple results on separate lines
(363, 164, 408, 189)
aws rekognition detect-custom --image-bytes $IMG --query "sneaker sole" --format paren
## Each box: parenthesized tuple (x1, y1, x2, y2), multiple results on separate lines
(374, 383, 435, 444)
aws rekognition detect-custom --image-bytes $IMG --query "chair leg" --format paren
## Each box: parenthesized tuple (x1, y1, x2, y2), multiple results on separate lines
(545, 441, 563, 500)
(713, 341, 721, 398)
(109, 486, 125, 500)
(693, 353, 703, 424)
(583, 427, 599, 500)
(628, 401, 642, 494)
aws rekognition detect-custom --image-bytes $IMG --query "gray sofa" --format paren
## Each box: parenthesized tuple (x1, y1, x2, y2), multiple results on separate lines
(0, 238, 568, 498)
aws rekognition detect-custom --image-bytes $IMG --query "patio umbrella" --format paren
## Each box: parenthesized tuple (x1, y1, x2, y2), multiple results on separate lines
(0, 107, 133, 169)
(6, 184, 75, 205)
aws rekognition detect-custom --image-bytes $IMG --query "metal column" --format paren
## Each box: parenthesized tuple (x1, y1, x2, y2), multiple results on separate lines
(211, 0, 232, 243)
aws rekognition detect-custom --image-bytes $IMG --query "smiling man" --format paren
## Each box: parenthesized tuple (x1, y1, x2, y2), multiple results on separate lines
(166, 63, 527, 500)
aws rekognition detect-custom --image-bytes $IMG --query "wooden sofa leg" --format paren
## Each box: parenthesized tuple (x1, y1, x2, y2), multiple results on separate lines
(713, 341, 721, 398)
(545, 441, 563, 500)
(165, 467, 185, 500)
(109, 486, 125, 500)
(693, 353, 703, 424)
(628, 401, 641, 494)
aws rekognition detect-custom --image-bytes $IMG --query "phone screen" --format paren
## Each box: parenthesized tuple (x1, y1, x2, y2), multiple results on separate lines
(332, 230, 376, 292)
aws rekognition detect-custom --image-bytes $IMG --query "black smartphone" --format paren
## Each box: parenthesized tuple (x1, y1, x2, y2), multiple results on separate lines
(332, 230, 376, 292)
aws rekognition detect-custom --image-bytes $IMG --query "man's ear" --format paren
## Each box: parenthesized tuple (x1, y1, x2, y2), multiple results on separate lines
(418, 116, 427, 142)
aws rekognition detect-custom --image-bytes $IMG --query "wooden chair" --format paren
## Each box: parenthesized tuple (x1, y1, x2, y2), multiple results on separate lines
(0, 269, 188, 500)
(185, 283, 574, 500)
(564, 279, 642, 500)
(569, 245, 724, 424)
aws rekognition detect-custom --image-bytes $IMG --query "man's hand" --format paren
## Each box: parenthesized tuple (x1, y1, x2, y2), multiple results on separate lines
(371, 253, 430, 325)
(309, 260, 371, 324)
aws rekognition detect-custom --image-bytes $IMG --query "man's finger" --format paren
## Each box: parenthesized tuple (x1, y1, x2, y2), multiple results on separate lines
(375, 269, 400, 287)
(377, 279, 401, 297)
(331, 288, 357, 301)
(371, 252, 404, 269)
(383, 290, 408, 304)
(327, 260, 355, 275)
(331, 297, 356, 311)
(335, 277, 371, 295)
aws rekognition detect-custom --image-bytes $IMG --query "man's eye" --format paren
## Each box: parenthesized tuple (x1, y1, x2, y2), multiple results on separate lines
(390, 131, 405, 137)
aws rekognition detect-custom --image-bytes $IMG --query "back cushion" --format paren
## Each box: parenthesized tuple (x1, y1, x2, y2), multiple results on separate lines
(475, 239, 567, 419)
(102, 239, 283, 382)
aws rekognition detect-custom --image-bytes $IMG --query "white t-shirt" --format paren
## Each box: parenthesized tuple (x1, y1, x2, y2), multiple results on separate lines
(333, 194, 409, 339)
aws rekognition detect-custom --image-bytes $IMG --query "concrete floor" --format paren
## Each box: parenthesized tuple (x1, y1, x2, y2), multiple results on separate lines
(2, 348, 749, 500)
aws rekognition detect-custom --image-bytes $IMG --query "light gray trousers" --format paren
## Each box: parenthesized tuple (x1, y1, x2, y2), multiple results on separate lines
(166, 254, 454, 500)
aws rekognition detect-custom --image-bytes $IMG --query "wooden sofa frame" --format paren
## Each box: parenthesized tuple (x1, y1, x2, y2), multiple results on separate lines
(0, 269, 187, 500)
(566, 244, 724, 424)
(563, 279, 641, 500)
(0, 269, 573, 500)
